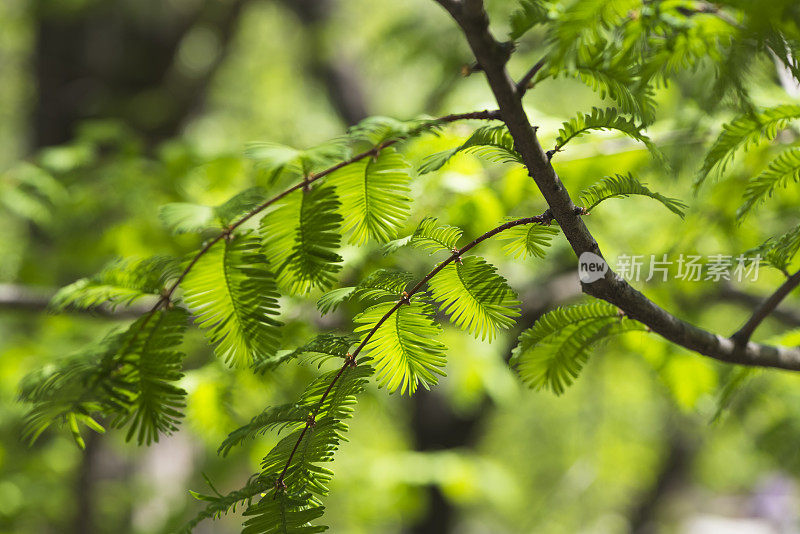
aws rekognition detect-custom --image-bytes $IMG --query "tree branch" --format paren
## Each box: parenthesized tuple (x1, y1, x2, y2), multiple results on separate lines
(516, 56, 547, 97)
(0, 284, 152, 318)
(433, 0, 800, 371)
(731, 269, 800, 345)
(716, 283, 800, 327)
(150, 109, 501, 312)
(276, 212, 554, 488)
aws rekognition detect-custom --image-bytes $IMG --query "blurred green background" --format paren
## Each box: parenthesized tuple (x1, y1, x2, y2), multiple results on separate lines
(2, 0, 800, 533)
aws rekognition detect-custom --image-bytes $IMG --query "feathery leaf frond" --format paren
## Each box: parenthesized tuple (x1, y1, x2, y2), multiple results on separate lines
(159, 188, 267, 235)
(428, 256, 521, 341)
(261, 185, 343, 294)
(738, 147, 800, 218)
(245, 138, 349, 183)
(21, 308, 190, 446)
(570, 64, 656, 124)
(183, 234, 282, 367)
(110, 308, 190, 445)
(579, 173, 687, 217)
(180, 476, 270, 534)
(242, 491, 327, 534)
(50, 255, 179, 312)
(509, 0, 552, 40)
(418, 125, 523, 174)
(354, 301, 446, 395)
(331, 148, 412, 245)
(512, 301, 646, 394)
(218, 404, 309, 457)
(409, 217, 463, 254)
(747, 224, 800, 275)
(697, 105, 800, 186)
(190, 365, 372, 532)
(316, 287, 357, 316)
(253, 333, 359, 373)
(497, 221, 559, 259)
(316, 270, 414, 315)
(554, 108, 663, 165)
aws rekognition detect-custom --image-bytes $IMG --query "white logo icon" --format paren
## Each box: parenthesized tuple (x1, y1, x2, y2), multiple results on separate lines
(578, 252, 608, 283)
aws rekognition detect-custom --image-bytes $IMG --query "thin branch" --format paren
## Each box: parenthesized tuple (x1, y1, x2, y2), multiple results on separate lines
(516, 56, 547, 97)
(433, 0, 800, 371)
(715, 283, 800, 328)
(275, 212, 553, 488)
(147, 108, 501, 315)
(0, 284, 153, 318)
(732, 269, 800, 345)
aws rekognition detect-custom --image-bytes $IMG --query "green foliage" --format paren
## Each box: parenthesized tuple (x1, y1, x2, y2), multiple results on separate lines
(509, 0, 552, 40)
(261, 184, 343, 293)
(354, 300, 446, 395)
(748, 224, 800, 275)
(348, 115, 441, 145)
(218, 404, 310, 457)
(512, 301, 646, 394)
(183, 234, 282, 367)
(569, 63, 656, 124)
(180, 477, 270, 534)
(16, 2, 800, 532)
(418, 125, 523, 174)
(712, 367, 757, 423)
(242, 492, 327, 534)
(188, 364, 372, 532)
(428, 256, 521, 341)
(50, 255, 179, 312)
(739, 147, 800, 218)
(497, 220, 559, 259)
(159, 188, 266, 234)
(697, 105, 800, 186)
(21, 308, 189, 446)
(553, 108, 662, 165)
(579, 173, 687, 217)
(111, 308, 190, 445)
(409, 217, 463, 254)
(317, 270, 415, 315)
(328, 148, 411, 245)
(245, 138, 349, 183)
(253, 333, 358, 373)
(0, 162, 66, 226)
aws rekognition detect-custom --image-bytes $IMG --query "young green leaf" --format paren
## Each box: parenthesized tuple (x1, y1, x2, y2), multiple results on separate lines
(697, 104, 800, 186)
(554, 108, 664, 167)
(111, 308, 190, 445)
(428, 256, 521, 341)
(738, 147, 800, 218)
(316, 269, 415, 315)
(20, 308, 190, 446)
(512, 301, 646, 394)
(579, 173, 687, 217)
(182, 234, 282, 367)
(509, 0, 552, 40)
(331, 148, 412, 244)
(747, 224, 800, 275)
(245, 138, 349, 183)
(159, 188, 267, 235)
(50, 255, 179, 312)
(409, 217, 463, 254)
(497, 221, 559, 259)
(261, 184, 344, 294)
(354, 300, 447, 395)
(418, 125, 523, 174)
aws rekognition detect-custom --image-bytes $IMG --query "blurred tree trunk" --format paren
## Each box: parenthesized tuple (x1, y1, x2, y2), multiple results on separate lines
(281, 0, 369, 126)
(32, 0, 245, 148)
